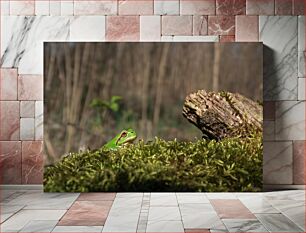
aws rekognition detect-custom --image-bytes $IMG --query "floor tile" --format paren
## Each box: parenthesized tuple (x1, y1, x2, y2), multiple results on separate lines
(1, 204, 25, 223)
(150, 193, 178, 206)
(222, 219, 269, 232)
(146, 220, 184, 232)
(181, 210, 223, 229)
(0, 209, 66, 232)
(256, 213, 304, 232)
(177, 193, 210, 204)
(267, 200, 305, 230)
(52, 225, 103, 232)
(206, 193, 237, 199)
(210, 199, 256, 219)
(263, 190, 305, 201)
(77, 193, 116, 201)
(184, 229, 210, 233)
(148, 206, 181, 221)
(115, 192, 143, 198)
(6, 192, 79, 209)
(103, 201, 141, 232)
(20, 220, 58, 232)
(58, 201, 113, 226)
(239, 197, 279, 213)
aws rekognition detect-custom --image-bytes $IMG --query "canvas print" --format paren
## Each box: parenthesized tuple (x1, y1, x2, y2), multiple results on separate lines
(43, 42, 263, 192)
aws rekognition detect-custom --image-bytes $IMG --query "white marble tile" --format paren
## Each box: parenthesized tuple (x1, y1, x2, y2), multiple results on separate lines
(263, 190, 305, 201)
(298, 78, 305, 100)
(1, 209, 66, 232)
(35, 1, 50, 15)
(223, 219, 268, 232)
(103, 195, 142, 232)
(267, 199, 305, 230)
(263, 121, 275, 141)
(35, 101, 43, 140)
(61, 1, 74, 15)
(148, 206, 181, 221)
(70, 16, 106, 41)
(259, 16, 298, 100)
(115, 192, 143, 198)
(239, 197, 279, 214)
(74, 1, 117, 15)
(206, 192, 237, 199)
(161, 35, 219, 42)
(140, 16, 161, 41)
(180, 203, 222, 229)
(298, 16, 305, 78)
(182, 211, 223, 229)
(263, 141, 293, 184)
(1, 16, 70, 75)
(0, 204, 25, 223)
(177, 193, 210, 204)
(256, 214, 303, 232)
(20, 118, 35, 140)
(50, 1, 61, 15)
(275, 101, 305, 140)
(6, 192, 79, 210)
(154, 0, 179, 15)
(53, 226, 104, 232)
(150, 193, 178, 206)
(146, 221, 184, 232)
(1, 0, 10, 15)
(20, 220, 58, 232)
(20, 101, 35, 117)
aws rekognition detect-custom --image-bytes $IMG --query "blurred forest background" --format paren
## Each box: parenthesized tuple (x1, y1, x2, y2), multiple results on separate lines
(44, 42, 262, 164)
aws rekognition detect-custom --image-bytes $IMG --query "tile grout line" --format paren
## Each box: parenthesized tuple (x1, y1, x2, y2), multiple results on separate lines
(136, 192, 151, 232)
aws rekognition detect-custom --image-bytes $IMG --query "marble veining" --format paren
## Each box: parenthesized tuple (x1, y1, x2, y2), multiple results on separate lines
(260, 16, 298, 101)
(1, 16, 70, 74)
(298, 16, 305, 78)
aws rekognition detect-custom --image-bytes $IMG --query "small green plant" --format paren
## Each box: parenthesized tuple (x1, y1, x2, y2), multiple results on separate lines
(44, 134, 262, 192)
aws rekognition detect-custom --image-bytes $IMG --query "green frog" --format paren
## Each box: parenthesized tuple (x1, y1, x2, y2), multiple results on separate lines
(103, 129, 137, 150)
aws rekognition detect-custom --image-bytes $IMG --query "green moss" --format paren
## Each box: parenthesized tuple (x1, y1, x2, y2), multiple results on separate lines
(44, 135, 262, 192)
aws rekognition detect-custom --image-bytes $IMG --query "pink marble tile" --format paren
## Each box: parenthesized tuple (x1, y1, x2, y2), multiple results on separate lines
(216, 0, 246, 15)
(0, 141, 22, 184)
(22, 141, 43, 184)
(20, 101, 35, 118)
(185, 229, 210, 233)
(220, 35, 235, 42)
(293, 0, 305, 15)
(0, 68, 18, 100)
(10, 0, 35, 15)
(162, 16, 192, 36)
(0, 101, 20, 140)
(235, 15, 258, 42)
(78, 193, 116, 201)
(119, 0, 153, 15)
(106, 16, 140, 41)
(275, 0, 293, 15)
(293, 141, 305, 184)
(74, 1, 117, 15)
(193, 16, 208, 35)
(58, 201, 113, 225)
(208, 16, 235, 36)
(180, 0, 215, 15)
(246, 0, 274, 15)
(18, 75, 43, 100)
(210, 199, 256, 219)
(264, 101, 275, 121)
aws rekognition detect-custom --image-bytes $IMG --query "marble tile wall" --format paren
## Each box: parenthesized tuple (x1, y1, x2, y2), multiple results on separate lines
(0, 0, 305, 186)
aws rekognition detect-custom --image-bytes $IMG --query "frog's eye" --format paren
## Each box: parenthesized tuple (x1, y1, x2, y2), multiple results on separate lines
(121, 132, 127, 138)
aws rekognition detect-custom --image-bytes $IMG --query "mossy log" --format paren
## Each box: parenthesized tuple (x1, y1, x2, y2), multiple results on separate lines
(182, 90, 262, 140)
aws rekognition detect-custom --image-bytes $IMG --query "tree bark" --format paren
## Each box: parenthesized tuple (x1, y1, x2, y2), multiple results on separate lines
(182, 90, 262, 140)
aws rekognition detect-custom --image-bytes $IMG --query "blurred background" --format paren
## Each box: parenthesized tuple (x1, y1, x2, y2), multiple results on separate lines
(44, 42, 262, 164)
